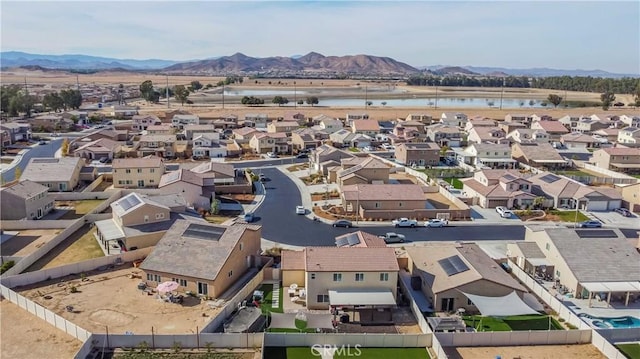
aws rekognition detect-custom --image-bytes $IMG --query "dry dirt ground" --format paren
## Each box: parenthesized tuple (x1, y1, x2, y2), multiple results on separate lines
(16, 265, 222, 335)
(0, 299, 83, 359)
(0, 229, 60, 257)
(444, 344, 607, 359)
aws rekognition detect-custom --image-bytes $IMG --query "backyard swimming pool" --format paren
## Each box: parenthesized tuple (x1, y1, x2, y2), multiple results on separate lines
(580, 314, 640, 329)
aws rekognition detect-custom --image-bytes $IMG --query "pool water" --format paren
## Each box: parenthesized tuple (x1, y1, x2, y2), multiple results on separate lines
(580, 314, 640, 329)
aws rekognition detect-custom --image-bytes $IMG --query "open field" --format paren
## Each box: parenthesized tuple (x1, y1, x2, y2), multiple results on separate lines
(444, 344, 606, 359)
(16, 265, 221, 334)
(26, 224, 105, 271)
(0, 229, 60, 257)
(0, 299, 83, 359)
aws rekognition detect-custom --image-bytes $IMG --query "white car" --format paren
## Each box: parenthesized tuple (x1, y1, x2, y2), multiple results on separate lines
(295, 206, 306, 215)
(425, 219, 448, 228)
(392, 218, 418, 227)
(266, 152, 278, 158)
(496, 206, 513, 218)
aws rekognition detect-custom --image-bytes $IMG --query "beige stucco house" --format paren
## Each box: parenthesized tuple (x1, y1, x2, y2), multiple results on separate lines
(591, 147, 640, 174)
(395, 142, 440, 167)
(332, 157, 391, 186)
(249, 132, 288, 154)
(112, 157, 165, 188)
(0, 180, 53, 220)
(21, 157, 83, 192)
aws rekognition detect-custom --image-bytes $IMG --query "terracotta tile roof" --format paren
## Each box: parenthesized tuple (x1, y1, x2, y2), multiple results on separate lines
(534, 121, 569, 133)
(342, 184, 425, 201)
(281, 249, 305, 270)
(113, 156, 163, 169)
(305, 247, 399, 272)
(600, 147, 640, 156)
(334, 231, 388, 248)
(351, 120, 380, 132)
(271, 121, 299, 128)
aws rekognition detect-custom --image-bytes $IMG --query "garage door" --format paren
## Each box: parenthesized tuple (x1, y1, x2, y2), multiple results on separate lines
(607, 200, 622, 210)
(587, 201, 608, 211)
(488, 200, 508, 208)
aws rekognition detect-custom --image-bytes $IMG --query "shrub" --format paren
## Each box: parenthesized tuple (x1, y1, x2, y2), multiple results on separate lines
(0, 260, 15, 274)
(70, 286, 78, 293)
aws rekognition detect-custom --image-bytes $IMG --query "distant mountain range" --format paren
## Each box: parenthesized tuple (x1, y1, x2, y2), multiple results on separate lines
(1, 51, 637, 78)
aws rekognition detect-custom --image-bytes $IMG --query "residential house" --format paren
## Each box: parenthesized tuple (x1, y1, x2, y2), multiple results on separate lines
(232, 127, 260, 140)
(73, 138, 120, 160)
(405, 113, 433, 125)
(243, 113, 268, 128)
(281, 246, 399, 310)
(466, 126, 508, 144)
(190, 161, 240, 188)
(33, 114, 73, 132)
(506, 129, 549, 144)
(329, 129, 371, 149)
(573, 118, 610, 134)
(395, 142, 440, 167)
(341, 184, 427, 218)
(498, 121, 528, 135)
(313, 115, 343, 134)
(440, 112, 468, 128)
(335, 157, 391, 186)
(528, 172, 622, 210)
(619, 182, 640, 212)
(1, 130, 10, 147)
(172, 114, 200, 129)
(137, 134, 177, 158)
(283, 112, 307, 126)
(184, 125, 218, 141)
(21, 157, 83, 191)
(617, 127, 640, 147)
(461, 169, 538, 208)
(62, 110, 88, 125)
(464, 119, 497, 132)
(311, 144, 356, 173)
(0, 123, 32, 143)
(109, 105, 138, 118)
(504, 114, 533, 124)
(79, 128, 129, 142)
(531, 114, 553, 122)
(394, 121, 427, 141)
(591, 128, 620, 143)
(457, 143, 516, 170)
(140, 220, 262, 298)
(192, 134, 226, 159)
(511, 143, 568, 169)
(345, 113, 369, 126)
(560, 133, 607, 150)
(426, 124, 463, 147)
(158, 169, 212, 208)
(406, 243, 527, 312)
(291, 128, 323, 153)
(619, 115, 640, 128)
(112, 157, 165, 188)
(267, 121, 299, 136)
(531, 120, 570, 142)
(521, 226, 640, 304)
(334, 230, 387, 248)
(351, 120, 380, 137)
(132, 115, 162, 131)
(164, 109, 192, 123)
(146, 124, 174, 135)
(590, 147, 640, 175)
(557, 115, 589, 130)
(0, 180, 53, 220)
(249, 132, 288, 154)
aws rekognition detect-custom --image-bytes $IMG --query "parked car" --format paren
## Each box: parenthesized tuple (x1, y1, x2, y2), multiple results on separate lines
(266, 152, 278, 158)
(332, 219, 353, 228)
(579, 220, 602, 228)
(243, 213, 255, 223)
(495, 206, 513, 218)
(392, 218, 418, 227)
(295, 205, 306, 215)
(296, 153, 308, 159)
(38, 140, 48, 145)
(614, 208, 632, 217)
(425, 219, 449, 228)
(379, 232, 405, 243)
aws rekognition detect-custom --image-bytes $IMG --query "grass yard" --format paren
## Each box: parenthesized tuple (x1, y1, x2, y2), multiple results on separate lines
(547, 209, 589, 223)
(463, 315, 563, 332)
(259, 284, 283, 314)
(442, 177, 464, 189)
(263, 347, 430, 359)
(617, 343, 640, 359)
(57, 199, 105, 219)
(26, 224, 105, 271)
(553, 169, 591, 177)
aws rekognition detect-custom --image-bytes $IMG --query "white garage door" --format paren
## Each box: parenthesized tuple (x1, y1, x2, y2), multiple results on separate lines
(607, 200, 622, 210)
(587, 201, 608, 211)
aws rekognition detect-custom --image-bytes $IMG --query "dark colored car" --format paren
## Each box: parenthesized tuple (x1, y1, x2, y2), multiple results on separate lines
(332, 219, 353, 228)
(614, 208, 632, 217)
(243, 213, 255, 223)
(296, 153, 309, 159)
(579, 220, 602, 228)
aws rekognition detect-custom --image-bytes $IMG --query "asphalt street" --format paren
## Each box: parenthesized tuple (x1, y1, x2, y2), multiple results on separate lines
(252, 167, 528, 246)
(1, 138, 63, 182)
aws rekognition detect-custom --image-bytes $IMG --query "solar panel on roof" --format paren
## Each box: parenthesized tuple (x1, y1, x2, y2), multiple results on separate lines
(345, 233, 361, 246)
(438, 255, 470, 276)
(118, 194, 141, 211)
(575, 229, 617, 238)
(502, 174, 516, 181)
(540, 174, 560, 183)
(336, 238, 350, 247)
(183, 223, 224, 241)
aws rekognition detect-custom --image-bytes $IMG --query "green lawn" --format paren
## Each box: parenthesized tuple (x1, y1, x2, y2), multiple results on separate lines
(259, 284, 283, 314)
(263, 347, 430, 359)
(553, 170, 591, 177)
(442, 177, 464, 189)
(58, 199, 105, 219)
(463, 315, 563, 332)
(548, 209, 589, 223)
(618, 343, 640, 359)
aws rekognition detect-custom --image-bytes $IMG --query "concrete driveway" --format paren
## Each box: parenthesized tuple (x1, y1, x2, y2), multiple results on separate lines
(470, 206, 522, 223)
(590, 210, 640, 229)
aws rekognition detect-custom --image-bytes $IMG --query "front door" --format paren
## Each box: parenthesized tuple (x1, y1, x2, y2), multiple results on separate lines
(441, 297, 454, 312)
(37, 208, 43, 219)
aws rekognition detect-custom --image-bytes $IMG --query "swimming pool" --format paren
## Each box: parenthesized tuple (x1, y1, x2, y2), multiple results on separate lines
(579, 314, 640, 329)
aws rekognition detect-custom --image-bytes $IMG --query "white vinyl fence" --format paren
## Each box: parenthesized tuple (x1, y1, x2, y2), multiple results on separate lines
(435, 329, 591, 347)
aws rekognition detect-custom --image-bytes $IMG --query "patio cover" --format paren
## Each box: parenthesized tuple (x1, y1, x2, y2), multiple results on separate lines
(461, 291, 540, 317)
(328, 289, 396, 306)
(527, 258, 552, 267)
(268, 312, 297, 329)
(94, 219, 125, 241)
(306, 314, 334, 329)
(582, 281, 640, 293)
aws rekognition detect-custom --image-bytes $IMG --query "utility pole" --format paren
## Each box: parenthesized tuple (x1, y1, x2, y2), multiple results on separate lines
(294, 81, 297, 109)
(435, 85, 438, 109)
(499, 78, 505, 110)
(364, 86, 368, 108)
(76, 74, 80, 91)
(166, 75, 170, 108)
(222, 83, 225, 109)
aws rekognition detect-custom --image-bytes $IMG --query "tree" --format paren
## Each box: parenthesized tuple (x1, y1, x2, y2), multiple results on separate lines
(533, 196, 545, 209)
(61, 138, 70, 157)
(139, 80, 155, 103)
(600, 91, 615, 110)
(634, 87, 640, 108)
(43, 92, 64, 112)
(190, 81, 203, 91)
(173, 85, 190, 106)
(297, 100, 304, 105)
(14, 167, 22, 181)
(210, 198, 220, 215)
(306, 96, 319, 107)
(60, 89, 82, 109)
(272, 96, 289, 106)
(547, 94, 563, 107)
(366, 101, 373, 107)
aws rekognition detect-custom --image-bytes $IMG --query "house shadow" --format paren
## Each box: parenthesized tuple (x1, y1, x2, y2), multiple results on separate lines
(470, 208, 485, 220)
(1, 235, 40, 256)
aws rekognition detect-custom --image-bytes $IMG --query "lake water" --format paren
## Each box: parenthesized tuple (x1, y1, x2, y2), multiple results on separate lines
(223, 89, 309, 96)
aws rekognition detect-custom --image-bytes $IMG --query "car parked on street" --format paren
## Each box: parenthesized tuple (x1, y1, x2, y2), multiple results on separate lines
(295, 205, 306, 215)
(266, 152, 278, 158)
(614, 208, 632, 217)
(392, 218, 418, 227)
(425, 218, 449, 228)
(579, 220, 602, 228)
(243, 213, 255, 223)
(379, 232, 405, 243)
(332, 219, 353, 228)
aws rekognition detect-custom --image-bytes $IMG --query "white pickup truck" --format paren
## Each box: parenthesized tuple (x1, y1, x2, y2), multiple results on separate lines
(392, 218, 418, 227)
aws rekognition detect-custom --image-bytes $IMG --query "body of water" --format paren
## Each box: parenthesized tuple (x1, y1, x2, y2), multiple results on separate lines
(223, 89, 309, 96)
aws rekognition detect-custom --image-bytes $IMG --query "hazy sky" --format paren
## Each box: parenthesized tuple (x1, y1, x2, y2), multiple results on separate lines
(2, 1, 639, 74)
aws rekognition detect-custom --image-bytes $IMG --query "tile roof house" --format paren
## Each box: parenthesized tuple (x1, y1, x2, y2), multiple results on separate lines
(291, 128, 325, 152)
(591, 128, 621, 143)
(590, 147, 640, 174)
(457, 143, 516, 170)
(0, 122, 31, 143)
(528, 172, 622, 210)
(530, 120, 570, 141)
(440, 112, 468, 128)
(112, 157, 165, 188)
(0, 180, 53, 220)
(132, 114, 162, 131)
(137, 134, 178, 158)
(231, 127, 260, 140)
(617, 127, 640, 147)
(311, 144, 355, 173)
(21, 157, 83, 192)
(426, 124, 463, 147)
(184, 124, 218, 141)
(461, 169, 538, 208)
(406, 243, 527, 312)
(573, 118, 610, 134)
(329, 129, 371, 149)
(351, 119, 380, 136)
(466, 126, 508, 145)
(506, 129, 549, 144)
(405, 113, 434, 125)
(190, 161, 237, 186)
(73, 138, 121, 160)
(192, 134, 226, 159)
(511, 143, 568, 169)
(334, 157, 391, 187)
(281, 246, 399, 310)
(619, 182, 640, 213)
(267, 121, 299, 136)
(158, 169, 212, 209)
(334, 231, 387, 248)
(249, 132, 288, 154)
(172, 114, 200, 129)
(312, 115, 343, 134)
(560, 132, 608, 150)
(341, 184, 427, 218)
(140, 220, 262, 298)
(619, 115, 640, 128)
(394, 142, 440, 167)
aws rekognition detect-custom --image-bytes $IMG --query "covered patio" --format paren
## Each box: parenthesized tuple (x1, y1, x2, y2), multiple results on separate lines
(94, 219, 125, 255)
(329, 289, 397, 325)
(581, 281, 640, 307)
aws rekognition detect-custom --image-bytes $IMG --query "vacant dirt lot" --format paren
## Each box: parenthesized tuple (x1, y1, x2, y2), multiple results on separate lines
(444, 344, 607, 359)
(0, 299, 83, 359)
(0, 229, 60, 257)
(16, 265, 222, 335)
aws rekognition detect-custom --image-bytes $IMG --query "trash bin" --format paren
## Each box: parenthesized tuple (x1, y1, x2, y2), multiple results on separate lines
(340, 314, 350, 323)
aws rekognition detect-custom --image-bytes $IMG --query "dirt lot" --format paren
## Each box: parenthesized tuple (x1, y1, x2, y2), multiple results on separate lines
(0, 229, 60, 257)
(444, 344, 606, 359)
(0, 299, 83, 359)
(16, 265, 222, 335)
(26, 224, 104, 271)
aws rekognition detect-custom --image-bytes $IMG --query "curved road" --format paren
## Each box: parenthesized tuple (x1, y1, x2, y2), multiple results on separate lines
(1, 138, 63, 182)
(252, 167, 527, 246)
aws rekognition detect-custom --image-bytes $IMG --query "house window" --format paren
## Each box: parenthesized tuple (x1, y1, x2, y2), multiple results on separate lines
(137, 169, 142, 173)
(355, 273, 364, 282)
(155, 213, 165, 219)
(545, 243, 550, 251)
(555, 270, 561, 278)
(240, 243, 244, 251)
(147, 274, 161, 282)
(126, 169, 131, 174)
(398, 202, 403, 208)
(150, 169, 155, 173)
(374, 202, 380, 208)
(379, 273, 389, 281)
(228, 270, 233, 277)
(144, 215, 149, 223)
(467, 299, 474, 306)
(311, 273, 316, 280)
(333, 273, 342, 282)
(317, 294, 329, 303)
(197, 282, 208, 296)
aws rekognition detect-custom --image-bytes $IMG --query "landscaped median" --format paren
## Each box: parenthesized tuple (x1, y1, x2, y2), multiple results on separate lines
(462, 314, 563, 332)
